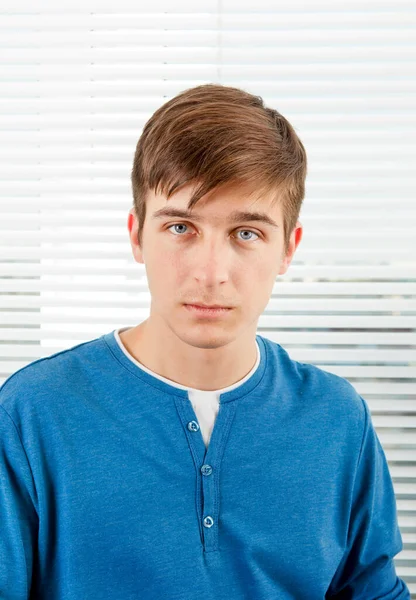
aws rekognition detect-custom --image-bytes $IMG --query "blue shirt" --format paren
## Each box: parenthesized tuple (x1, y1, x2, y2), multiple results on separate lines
(0, 329, 410, 599)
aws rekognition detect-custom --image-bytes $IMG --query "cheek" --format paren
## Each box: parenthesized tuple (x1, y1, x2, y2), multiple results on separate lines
(248, 257, 274, 282)
(147, 254, 184, 289)
(250, 261, 278, 299)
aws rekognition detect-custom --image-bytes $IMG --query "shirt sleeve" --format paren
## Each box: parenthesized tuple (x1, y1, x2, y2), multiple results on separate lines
(326, 396, 410, 599)
(0, 404, 39, 599)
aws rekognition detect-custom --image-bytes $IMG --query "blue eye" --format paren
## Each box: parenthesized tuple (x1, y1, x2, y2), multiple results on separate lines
(168, 223, 189, 235)
(236, 229, 260, 242)
(167, 223, 260, 242)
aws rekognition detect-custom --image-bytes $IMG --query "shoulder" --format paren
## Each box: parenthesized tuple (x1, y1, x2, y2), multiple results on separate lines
(263, 336, 366, 431)
(0, 335, 106, 418)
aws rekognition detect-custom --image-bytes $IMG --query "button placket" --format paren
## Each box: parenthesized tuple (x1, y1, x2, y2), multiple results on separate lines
(175, 396, 238, 553)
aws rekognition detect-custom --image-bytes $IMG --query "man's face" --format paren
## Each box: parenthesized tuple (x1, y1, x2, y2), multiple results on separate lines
(127, 180, 302, 348)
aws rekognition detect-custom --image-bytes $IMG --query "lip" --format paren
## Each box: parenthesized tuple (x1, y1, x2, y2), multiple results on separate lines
(189, 303, 230, 309)
(184, 304, 232, 318)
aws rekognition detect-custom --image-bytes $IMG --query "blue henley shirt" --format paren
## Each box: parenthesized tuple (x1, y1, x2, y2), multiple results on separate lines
(0, 329, 410, 599)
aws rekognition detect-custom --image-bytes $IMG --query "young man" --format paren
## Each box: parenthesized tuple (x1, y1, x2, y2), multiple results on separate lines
(0, 84, 410, 598)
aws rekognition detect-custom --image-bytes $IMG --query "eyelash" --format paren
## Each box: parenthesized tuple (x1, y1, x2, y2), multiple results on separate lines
(166, 222, 261, 242)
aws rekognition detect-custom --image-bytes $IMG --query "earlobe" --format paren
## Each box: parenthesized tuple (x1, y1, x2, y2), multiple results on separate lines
(127, 209, 145, 264)
(278, 258, 290, 276)
(132, 233, 145, 264)
(132, 241, 145, 264)
(278, 222, 303, 275)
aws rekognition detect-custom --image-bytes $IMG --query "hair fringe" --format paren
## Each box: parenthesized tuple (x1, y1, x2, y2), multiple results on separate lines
(131, 83, 307, 255)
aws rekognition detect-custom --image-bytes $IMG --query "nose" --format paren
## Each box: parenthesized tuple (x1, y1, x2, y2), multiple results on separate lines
(189, 237, 231, 283)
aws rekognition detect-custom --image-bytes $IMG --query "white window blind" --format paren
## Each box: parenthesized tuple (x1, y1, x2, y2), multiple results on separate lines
(1, 0, 415, 592)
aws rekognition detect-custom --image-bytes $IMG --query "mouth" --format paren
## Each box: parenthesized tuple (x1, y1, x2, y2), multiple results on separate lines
(184, 304, 232, 317)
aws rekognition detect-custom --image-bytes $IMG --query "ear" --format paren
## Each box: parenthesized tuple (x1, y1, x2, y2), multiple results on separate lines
(127, 208, 145, 264)
(278, 221, 303, 275)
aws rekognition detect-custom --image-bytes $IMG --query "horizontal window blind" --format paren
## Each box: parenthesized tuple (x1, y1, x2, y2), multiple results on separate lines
(0, 1, 415, 592)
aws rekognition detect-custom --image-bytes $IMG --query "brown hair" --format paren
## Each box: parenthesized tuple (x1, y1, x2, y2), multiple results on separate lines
(130, 83, 307, 255)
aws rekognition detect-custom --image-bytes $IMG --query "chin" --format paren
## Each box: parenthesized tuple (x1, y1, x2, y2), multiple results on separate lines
(177, 329, 232, 349)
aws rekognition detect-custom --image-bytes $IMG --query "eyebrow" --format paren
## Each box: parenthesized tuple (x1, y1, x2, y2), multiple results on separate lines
(151, 207, 279, 229)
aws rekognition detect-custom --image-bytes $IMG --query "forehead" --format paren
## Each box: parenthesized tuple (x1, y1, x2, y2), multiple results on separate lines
(148, 183, 282, 230)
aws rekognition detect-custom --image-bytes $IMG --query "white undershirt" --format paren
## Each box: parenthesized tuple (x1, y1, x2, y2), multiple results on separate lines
(114, 327, 261, 448)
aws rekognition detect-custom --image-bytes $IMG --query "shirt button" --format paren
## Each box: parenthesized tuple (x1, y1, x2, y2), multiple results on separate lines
(187, 420, 200, 432)
(201, 464, 213, 476)
(203, 516, 214, 528)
